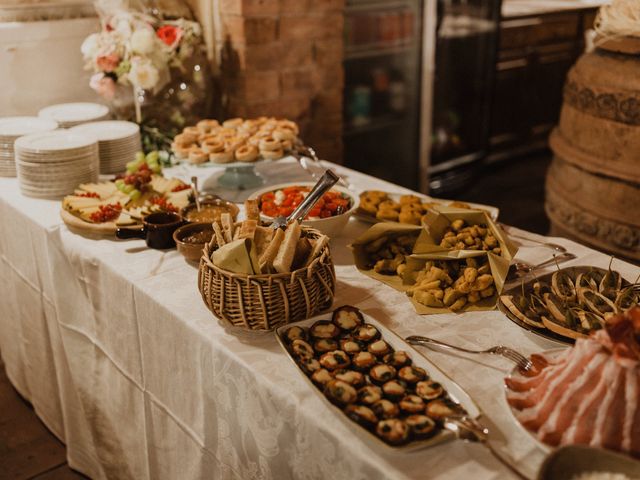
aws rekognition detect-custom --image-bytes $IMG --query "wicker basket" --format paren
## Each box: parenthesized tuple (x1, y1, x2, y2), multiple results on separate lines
(198, 227, 336, 331)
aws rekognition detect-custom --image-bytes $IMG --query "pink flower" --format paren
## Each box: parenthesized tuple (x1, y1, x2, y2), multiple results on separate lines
(90, 73, 116, 100)
(96, 53, 120, 73)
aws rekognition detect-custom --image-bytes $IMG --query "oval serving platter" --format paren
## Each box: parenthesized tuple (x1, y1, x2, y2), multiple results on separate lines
(275, 309, 484, 452)
(498, 266, 632, 345)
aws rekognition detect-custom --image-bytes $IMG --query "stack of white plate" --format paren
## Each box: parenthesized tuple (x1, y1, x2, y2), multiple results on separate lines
(0, 117, 59, 177)
(38, 102, 109, 128)
(70, 121, 141, 174)
(15, 131, 99, 198)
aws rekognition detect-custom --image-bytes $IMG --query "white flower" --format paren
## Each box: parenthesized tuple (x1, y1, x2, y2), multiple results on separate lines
(81, 33, 100, 59)
(128, 57, 159, 90)
(130, 28, 156, 55)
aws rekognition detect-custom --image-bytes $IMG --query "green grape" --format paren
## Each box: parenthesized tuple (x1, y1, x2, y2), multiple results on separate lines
(151, 165, 161, 174)
(135, 152, 145, 163)
(146, 151, 159, 163)
(123, 184, 135, 194)
(129, 189, 142, 201)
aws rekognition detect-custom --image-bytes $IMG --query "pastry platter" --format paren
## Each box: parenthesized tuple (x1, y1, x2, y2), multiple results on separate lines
(354, 190, 500, 224)
(276, 306, 483, 451)
(194, 157, 274, 189)
(498, 265, 636, 344)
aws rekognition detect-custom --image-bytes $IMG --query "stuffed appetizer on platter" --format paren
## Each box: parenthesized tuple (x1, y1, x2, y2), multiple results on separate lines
(500, 263, 639, 342)
(279, 305, 472, 448)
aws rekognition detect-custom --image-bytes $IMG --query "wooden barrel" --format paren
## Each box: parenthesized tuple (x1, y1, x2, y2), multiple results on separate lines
(546, 38, 640, 261)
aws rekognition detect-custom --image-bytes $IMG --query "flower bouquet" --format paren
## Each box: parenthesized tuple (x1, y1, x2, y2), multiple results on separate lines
(81, 0, 211, 157)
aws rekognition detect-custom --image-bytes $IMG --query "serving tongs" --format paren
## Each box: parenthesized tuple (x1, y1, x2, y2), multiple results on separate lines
(443, 416, 528, 479)
(292, 144, 353, 190)
(270, 169, 340, 229)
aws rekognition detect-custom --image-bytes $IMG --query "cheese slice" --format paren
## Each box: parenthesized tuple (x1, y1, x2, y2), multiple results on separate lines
(165, 189, 191, 209)
(150, 175, 184, 194)
(76, 181, 118, 198)
(63, 196, 104, 211)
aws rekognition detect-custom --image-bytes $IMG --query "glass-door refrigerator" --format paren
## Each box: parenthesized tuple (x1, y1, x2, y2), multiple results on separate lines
(343, 0, 423, 189)
(343, 0, 501, 195)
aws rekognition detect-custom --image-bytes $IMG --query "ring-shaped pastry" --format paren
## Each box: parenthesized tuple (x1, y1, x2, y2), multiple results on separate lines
(222, 117, 243, 129)
(172, 145, 190, 160)
(183, 126, 200, 137)
(217, 127, 236, 139)
(260, 148, 284, 160)
(174, 133, 195, 147)
(209, 149, 235, 164)
(259, 137, 281, 151)
(197, 119, 219, 133)
(273, 128, 296, 142)
(280, 139, 293, 151)
(188, 147, 208, 164)
(202, 139, 225, 153)
(235, 144, 259, 162)
(277, 120, 299, 134)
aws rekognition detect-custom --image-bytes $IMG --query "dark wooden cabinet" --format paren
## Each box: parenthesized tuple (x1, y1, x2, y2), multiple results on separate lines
(489, 8, 598, 159)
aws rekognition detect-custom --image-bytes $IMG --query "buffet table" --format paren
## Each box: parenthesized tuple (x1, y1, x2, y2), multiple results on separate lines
(1, 158, 638, 480)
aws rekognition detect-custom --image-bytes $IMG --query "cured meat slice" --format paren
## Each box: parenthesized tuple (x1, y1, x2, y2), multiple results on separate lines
(506, 306, 640, 457)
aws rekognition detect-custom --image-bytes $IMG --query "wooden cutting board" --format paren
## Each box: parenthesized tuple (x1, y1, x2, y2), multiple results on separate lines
(59, 209, 142, 236)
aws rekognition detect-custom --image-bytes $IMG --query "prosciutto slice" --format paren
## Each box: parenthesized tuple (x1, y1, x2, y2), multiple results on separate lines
(506, 307, 640, 457)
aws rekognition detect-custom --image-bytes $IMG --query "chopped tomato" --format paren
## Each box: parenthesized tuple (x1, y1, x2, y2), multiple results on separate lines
(259, 186, 351, 219)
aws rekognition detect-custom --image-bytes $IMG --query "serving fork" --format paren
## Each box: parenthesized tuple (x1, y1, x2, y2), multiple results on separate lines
(406, 335, 532, 372)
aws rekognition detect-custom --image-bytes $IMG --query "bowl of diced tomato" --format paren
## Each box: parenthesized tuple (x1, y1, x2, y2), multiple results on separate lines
(249, 182, 359, 237)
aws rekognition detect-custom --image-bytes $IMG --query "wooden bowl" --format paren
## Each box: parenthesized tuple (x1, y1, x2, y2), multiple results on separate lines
(173, 222, 214, 262)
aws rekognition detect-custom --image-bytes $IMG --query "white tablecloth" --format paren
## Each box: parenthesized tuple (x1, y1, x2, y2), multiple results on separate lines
(1, 159, 638, 480)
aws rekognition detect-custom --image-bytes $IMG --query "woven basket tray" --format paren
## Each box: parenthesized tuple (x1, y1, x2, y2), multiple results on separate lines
(198, 227, 336, 331)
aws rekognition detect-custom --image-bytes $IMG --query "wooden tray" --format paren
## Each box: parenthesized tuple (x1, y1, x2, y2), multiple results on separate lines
(60, 208, 141, 236)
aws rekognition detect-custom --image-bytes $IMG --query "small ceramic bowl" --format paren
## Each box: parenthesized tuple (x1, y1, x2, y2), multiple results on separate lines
(538, 445, 640, 480)
(181, 196, 239, 224)
(248, 182, 359, 238)
(173, 222, 214, 262)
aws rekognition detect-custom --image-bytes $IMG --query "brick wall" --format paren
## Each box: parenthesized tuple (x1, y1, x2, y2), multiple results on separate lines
(217, 0, 345, 163)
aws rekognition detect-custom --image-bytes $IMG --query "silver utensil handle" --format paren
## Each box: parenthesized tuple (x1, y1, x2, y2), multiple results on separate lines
(530, 252, 575, 271)
(406, 335, 479, 355)
(191, 176, 201, 212)
(287, 169, 340, 224)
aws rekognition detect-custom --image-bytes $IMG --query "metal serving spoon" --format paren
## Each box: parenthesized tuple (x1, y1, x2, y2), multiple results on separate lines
(191, 176, 201, 212)
(513, 252, 577, 275)
(498, 223, 567, 253)
(270, 169, 340, 229)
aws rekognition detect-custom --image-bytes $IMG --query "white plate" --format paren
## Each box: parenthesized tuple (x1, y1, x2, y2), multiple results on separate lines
(276, 310, 483, 452)
(15, 131, 98, 153)
(0, 116, 59, 137)
(354, 191, 500, 222)
(70, 121, 139, 141)
(504, 348, 566, 453)
(38, 103, 109, 124)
